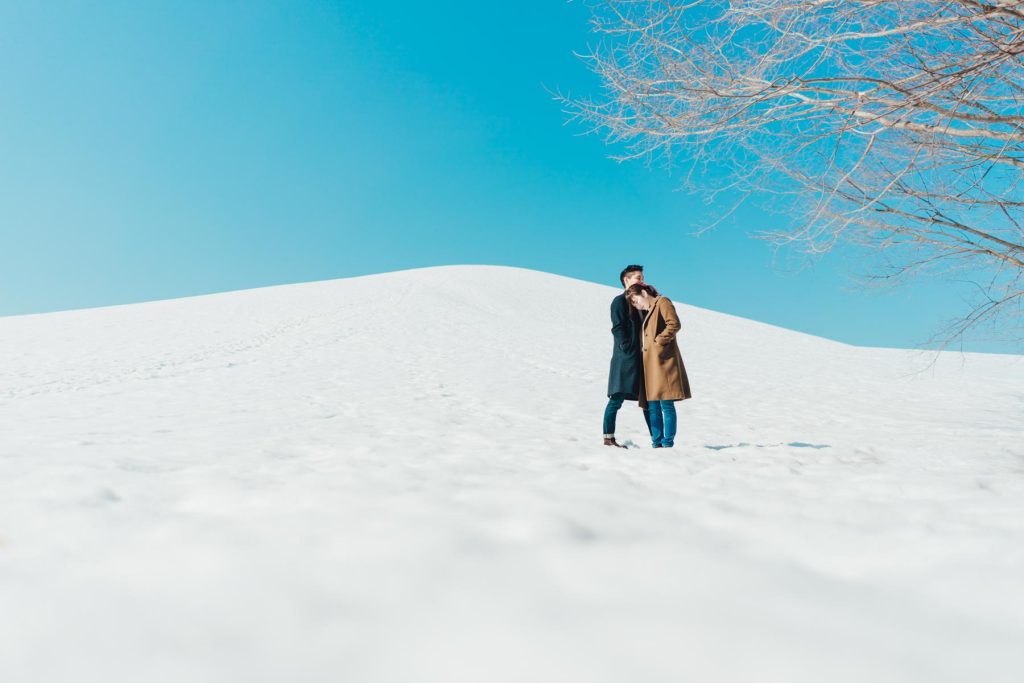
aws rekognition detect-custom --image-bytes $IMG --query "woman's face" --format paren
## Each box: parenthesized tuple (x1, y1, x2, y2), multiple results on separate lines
(629, 293, 650, 311)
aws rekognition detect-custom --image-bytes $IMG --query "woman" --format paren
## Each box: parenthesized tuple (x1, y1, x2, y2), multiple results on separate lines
(625, 283, 692, 448)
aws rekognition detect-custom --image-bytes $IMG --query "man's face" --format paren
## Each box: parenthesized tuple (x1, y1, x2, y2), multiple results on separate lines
(622, 270, 644, 289)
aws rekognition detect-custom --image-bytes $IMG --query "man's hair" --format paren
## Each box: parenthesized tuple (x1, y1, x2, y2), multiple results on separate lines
(619, 264, 643, 287)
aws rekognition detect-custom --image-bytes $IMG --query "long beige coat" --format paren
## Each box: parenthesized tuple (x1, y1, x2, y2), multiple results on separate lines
(638, 296, 692, 405)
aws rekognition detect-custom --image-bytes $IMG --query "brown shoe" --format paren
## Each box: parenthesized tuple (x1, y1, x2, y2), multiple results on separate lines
(603, 437, 627, 448)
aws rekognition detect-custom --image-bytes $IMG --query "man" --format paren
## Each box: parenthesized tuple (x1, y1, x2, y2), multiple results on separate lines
(603, 264, 652, 447)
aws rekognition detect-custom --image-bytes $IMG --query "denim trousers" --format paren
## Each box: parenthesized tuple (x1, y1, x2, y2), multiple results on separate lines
(603, 394, 651, 436)
(648, 400, 677, 447)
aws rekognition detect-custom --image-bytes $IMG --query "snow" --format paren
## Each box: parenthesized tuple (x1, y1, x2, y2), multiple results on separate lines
(1, 264, 1022, 682)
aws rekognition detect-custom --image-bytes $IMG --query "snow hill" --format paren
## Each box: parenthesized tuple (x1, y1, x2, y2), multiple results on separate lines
(1, 265, 1022, 683)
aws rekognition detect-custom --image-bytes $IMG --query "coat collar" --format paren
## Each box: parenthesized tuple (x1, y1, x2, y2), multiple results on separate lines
(642, 296, 662, 330)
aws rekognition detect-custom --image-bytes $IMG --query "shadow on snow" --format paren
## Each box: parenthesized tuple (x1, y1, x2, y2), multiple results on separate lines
(704, 442, 831, 451)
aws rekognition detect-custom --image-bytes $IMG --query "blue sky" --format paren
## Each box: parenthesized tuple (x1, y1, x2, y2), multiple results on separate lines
(0, 1, 1014, 352)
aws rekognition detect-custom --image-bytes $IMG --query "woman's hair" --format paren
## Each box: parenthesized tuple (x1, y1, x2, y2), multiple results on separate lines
(625, 283, 659, 299)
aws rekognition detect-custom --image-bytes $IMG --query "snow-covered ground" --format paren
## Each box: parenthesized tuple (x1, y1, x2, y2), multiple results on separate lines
(1, 265, 1022, 683)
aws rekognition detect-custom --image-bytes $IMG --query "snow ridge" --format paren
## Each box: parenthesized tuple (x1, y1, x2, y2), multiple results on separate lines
(1, 265, 1022, 683)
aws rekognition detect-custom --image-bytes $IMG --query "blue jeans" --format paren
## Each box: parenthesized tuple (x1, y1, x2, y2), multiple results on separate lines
(648, 400, 677, 447)
(603, 394, 651, 436)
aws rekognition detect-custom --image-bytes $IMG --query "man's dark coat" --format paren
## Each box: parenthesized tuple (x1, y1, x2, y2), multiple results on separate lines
(607, 293, 644, 400)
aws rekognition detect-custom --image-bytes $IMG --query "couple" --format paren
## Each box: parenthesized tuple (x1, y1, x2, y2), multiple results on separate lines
(603, 265, 692, 449)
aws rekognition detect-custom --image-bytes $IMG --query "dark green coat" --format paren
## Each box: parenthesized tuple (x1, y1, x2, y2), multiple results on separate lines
(607, 293, 644, 399)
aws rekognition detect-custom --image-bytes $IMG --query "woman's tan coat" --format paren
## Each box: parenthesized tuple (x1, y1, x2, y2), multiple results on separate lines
(638, 296, 692, 405)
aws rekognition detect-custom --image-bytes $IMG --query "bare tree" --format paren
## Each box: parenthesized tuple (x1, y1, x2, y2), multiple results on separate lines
(569, 0, 1024, 348)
